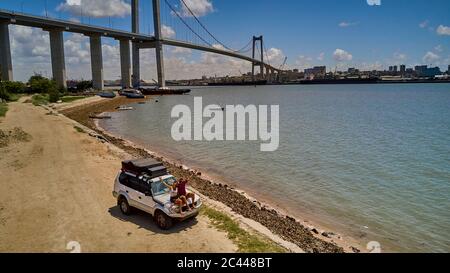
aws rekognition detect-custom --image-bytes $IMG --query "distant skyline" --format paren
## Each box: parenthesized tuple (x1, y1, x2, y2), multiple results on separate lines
(1, 0, 449, 81)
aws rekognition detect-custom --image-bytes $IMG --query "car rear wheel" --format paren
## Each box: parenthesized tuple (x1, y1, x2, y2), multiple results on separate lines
(119, 198, 132, 215)
(154, 211, 173, 230)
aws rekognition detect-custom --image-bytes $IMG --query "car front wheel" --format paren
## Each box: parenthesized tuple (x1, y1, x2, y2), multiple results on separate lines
(154, 211, 173, 230)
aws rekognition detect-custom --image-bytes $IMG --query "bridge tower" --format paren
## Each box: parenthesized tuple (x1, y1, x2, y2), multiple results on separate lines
(131, 0, 140, 88)
(153, 0, 166, 88)
(252, 36, 264, 81)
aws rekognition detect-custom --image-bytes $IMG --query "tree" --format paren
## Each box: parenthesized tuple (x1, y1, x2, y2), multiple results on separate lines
(0, 81, 10, 101)
(28, 74, 58, 94)
(3, 81, 26, 94)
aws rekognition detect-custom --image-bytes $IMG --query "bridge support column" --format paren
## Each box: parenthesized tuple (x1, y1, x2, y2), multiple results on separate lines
(265, 66, 271, 82)
(119, 39, 132, 89)
(89, 35, 104, 90)
(153, 0, 165, 88)
(0, 22, 13, 81)
(131, 0, 140, 88)
(49, 29, 67, 89)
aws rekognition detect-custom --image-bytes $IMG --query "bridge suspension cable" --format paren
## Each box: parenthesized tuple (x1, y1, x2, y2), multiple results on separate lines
(164, 0, 254, 54)
(163, 0, 214, 47)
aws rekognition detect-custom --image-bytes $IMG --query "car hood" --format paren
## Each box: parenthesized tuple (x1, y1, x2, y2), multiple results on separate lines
(153, 192, 200, 206)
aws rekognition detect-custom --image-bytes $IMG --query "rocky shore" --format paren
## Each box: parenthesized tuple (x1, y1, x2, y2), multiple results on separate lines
(62, 97, 358, 253)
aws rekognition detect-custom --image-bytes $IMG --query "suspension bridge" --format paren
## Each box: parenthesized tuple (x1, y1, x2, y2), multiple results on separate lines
(0, 0, 284, 89)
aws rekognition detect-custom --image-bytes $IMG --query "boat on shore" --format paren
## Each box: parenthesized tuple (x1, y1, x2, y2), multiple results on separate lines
(119, 89, 145, 99)
(97, 91, 116, 98)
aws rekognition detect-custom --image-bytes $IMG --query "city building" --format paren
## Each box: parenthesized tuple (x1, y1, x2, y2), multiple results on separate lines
(400, 65, 406, 74)
(304, 66, 326, 78)
(415, 65, 441, 77)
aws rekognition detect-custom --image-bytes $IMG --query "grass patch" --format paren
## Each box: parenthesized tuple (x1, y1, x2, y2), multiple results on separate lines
(0, 127, 32, 148)
(0, 103, 7, 117)
(7, 93, 23, 102)
(201, 206, 287, 253)
(74, 126, 85, 133)
(31, 94, 49, 106)
(61, 96, 87, 103)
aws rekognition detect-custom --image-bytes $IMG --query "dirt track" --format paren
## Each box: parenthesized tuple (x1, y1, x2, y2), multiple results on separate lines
(0, 100, 236, 253)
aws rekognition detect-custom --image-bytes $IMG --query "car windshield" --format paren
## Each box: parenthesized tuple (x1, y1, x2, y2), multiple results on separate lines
(151, 177, 177, 196)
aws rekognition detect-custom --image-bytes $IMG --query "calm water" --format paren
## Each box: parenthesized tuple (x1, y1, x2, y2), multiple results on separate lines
(101, 84, 450, 252)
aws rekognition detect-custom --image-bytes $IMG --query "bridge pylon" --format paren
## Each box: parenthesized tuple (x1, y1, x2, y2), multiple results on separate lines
(252, 36, 264, 81)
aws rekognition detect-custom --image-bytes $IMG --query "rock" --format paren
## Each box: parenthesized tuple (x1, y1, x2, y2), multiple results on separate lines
(322, 232, 331, 238)
(286, 215, 296, 222)
(350, 246, 361, 253)
(196, 172, 202, 176)
(311, 228, 319, 234)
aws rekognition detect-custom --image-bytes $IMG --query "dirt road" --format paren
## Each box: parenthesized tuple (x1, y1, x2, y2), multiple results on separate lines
(0, 100, 236, 253)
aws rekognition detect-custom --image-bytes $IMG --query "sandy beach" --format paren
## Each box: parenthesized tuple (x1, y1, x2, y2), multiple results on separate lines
(0, 95, 364, 253)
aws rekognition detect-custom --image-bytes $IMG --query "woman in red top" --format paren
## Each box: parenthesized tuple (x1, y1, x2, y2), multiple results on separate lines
(177, 179, 196, 210)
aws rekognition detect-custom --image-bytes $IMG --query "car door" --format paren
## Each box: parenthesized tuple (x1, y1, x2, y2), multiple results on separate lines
(118, 172, 137, 201)
(126, 176, 145, 209)
(134, 180, 157, 214)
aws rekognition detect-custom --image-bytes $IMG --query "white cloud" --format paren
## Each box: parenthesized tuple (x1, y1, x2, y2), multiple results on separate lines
(57, 0, 131, 18)
(295, 55, 313, 70)
(171, 47, 193, 55)
(434, 45, 444, 52)
(333, 49, 353, 62)
(436, 25, 450, 36)
(265, 48, 285, 65)
(366, 0, 381, 6)
(161, 25, 176, 38)
(422, 52, 440, 64)
(393, 52, 407, 63)
(339, 21, 358, 28)
(317, 52, 325, 61)
(419, 20, 429, 29)
(179, 0, 214, 17)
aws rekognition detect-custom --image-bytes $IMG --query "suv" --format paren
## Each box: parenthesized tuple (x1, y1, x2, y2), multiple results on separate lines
(112, 159, 202, 230)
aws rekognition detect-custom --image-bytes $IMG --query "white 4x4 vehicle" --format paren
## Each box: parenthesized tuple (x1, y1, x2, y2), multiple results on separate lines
(112, 159, 202, 230)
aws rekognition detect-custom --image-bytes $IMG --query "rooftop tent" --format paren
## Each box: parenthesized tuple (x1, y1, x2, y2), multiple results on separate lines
(122, 158, 167, 178)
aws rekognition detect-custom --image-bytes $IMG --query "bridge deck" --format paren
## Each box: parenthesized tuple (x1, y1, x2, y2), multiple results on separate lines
(0, 9, 279, 71)
(0, 9, 155, 41)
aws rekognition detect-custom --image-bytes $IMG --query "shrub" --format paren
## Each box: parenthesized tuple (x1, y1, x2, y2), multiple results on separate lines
(0, 82, 10, 101)
(28, 75, 58, 94)
(48, 86, 61, 103)
(3, 81, 26, 94)
(76, 80, 93, 92)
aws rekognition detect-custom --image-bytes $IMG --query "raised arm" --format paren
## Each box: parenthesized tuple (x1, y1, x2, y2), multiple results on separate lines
(160, 177, 173, 190)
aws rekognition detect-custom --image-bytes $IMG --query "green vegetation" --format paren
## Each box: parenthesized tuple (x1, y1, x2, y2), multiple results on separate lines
(0, 102, 7, 117)
(3, 81, 26, 94)
(201, 206, 287, 253)
(28, 75, 57, 94)
(75, 80, 93, 92)
(31, 94, 50, 106)
(74, 126, 85, 133)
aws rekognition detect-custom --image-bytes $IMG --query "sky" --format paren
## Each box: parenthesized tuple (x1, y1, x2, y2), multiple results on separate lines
(0, 0, 449, 81)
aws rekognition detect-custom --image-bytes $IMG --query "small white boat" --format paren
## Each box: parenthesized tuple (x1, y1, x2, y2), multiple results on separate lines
(116, 106, 134, 111)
